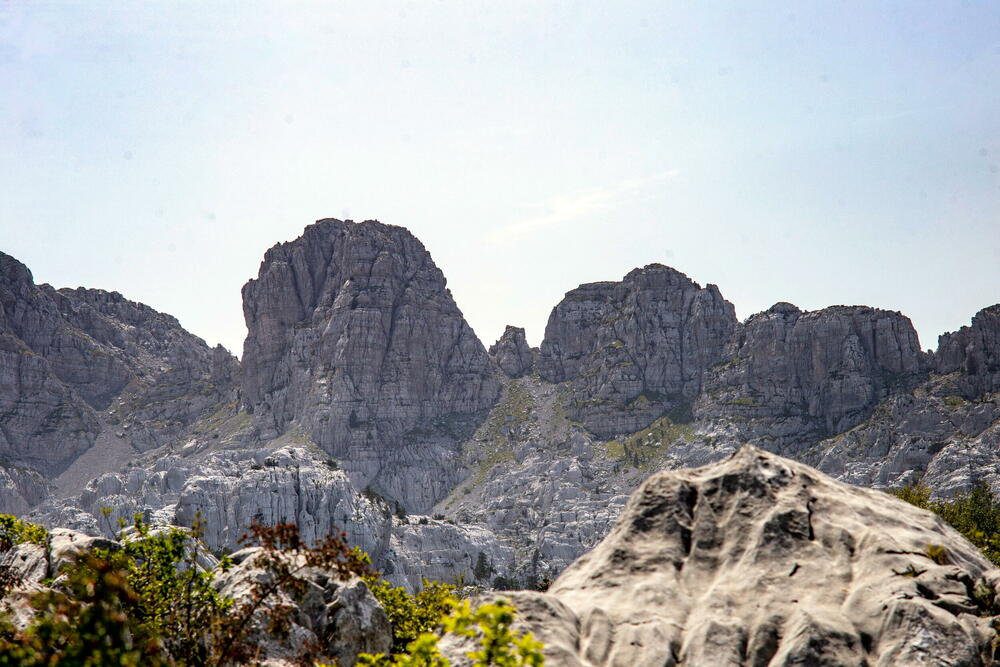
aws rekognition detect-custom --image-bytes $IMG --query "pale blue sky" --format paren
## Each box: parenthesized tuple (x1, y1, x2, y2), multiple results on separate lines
(2, 1, 999, 356)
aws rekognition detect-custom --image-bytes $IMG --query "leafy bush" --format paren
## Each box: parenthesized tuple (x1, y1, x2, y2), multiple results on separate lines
(0, 551, 166, 666)
(0, 515, 545, 666)
(356, 598, 544, 667)
(889, 481, 1000, 565)
(0, 517, 375, 666)
(0, 514, 47, 552)
(366, 576, 458, 654)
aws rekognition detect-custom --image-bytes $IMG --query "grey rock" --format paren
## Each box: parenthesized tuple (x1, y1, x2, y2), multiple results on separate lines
(696, 303, 929, 450)
(0, 250, 239, 483)
(240, 219, 501, 511)
(537, 264, 736, 438)
(213, 548, 391, 666)
(489, 326, 534, 378)
(936, 305, 1000, 398)
(447, 447, 999, 666)
(0, 466, 51, 515)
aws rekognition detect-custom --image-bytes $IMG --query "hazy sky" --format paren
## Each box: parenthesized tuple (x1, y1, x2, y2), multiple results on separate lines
(2, 1, 999, 357)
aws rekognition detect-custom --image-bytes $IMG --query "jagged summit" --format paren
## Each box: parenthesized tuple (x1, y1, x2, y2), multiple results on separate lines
(2, 220, 999, 596)
(240, 218, 501, 511)
(488, 325, 533, 379)
(538, 263, 737, 437)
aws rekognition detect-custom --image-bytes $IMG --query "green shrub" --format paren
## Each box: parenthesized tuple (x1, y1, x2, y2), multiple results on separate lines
(0, 517, 375, 666)
(0, 515, 47, 552)
(889, 481, 1000, 565)
(367, 576, 458, 654)
(357, 598, 544, 667)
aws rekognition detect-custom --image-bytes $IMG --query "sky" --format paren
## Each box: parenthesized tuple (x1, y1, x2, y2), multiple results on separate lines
(2, 1, 999, 357)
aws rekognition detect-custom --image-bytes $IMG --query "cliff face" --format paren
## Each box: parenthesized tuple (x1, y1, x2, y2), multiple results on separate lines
(537, 264, 737, 438)
(936, 305, 1000, 398)
(697, 303, 929, 446)
(0, 251, 238, 488)
(240, 220, 501, 510)
(6, 221, 1000, 597)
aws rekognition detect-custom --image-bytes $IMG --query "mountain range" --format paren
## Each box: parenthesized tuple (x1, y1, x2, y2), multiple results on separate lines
(1, 218, 998, 589)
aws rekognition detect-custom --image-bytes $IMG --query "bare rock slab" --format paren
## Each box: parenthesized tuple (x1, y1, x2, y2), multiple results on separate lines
(466, 447, 1000, 666)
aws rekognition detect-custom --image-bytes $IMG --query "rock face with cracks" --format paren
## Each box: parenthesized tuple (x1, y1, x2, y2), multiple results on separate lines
(695, 303, 929, 451)
(240, 219, 501, 511)
(489, 325, 534, 379)
(448, 447, 1000, 667)
(0, 250, 238, 502)
(537, 264, 737, 439)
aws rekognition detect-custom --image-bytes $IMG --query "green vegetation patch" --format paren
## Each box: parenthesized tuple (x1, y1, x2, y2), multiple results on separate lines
(943, 395, 970, 409)
(478, 381, 536, 445)
(603, 416, 695, 471)
(889, 481, 1000, 566)
(0, 514, 47, 551)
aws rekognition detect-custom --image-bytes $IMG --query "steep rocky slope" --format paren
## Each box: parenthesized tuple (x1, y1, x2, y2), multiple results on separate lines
(0, 251, 239, 511)
(451, 447, 1000, 666)
(4, 220, 999, 596)
(537, 264, 737, 438)
(241, 219, 501, 511)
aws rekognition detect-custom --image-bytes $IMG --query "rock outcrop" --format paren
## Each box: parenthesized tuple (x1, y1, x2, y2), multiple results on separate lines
(489, 326, 534, 378)
(240, 220, 501, 511)
(215, 547, 392, 666)
(538, 265, 737, 438)
(696, 303, 929, 451)
(936, 305, 1000, 399)
(6, 221, 1000, 603)
(453, 447, 1000, 666)
(0, 251, 238, 491)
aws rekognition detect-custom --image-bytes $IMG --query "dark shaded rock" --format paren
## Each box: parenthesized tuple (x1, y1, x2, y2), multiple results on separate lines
(936, 305, 1000, 399)
(240, 219, 501, 510)
(698, 303, 929, 447)
(489, 325, 533, 378)
(0, 250, 239, 479)
(537, 264, 737, 438)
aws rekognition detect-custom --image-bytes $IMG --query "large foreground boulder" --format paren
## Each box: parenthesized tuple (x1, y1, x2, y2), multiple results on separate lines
(453, 447, 1000, 666)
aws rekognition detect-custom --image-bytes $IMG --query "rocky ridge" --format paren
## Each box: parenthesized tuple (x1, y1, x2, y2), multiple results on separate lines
(2, 219, 999, 594)
(0, 251, 238, 510)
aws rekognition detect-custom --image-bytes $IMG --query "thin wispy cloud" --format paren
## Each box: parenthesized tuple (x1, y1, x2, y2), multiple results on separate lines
(488, 170, 679, 245)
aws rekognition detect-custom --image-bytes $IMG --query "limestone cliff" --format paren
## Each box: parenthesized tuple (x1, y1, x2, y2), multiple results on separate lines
(537, 264, 737, 438)
(0, 250, 238, 508)
(240, 219, 501, 511)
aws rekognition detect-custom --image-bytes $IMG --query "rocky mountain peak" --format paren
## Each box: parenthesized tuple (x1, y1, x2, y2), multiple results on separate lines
(240, 218, 501, 510)
(537, 264, 737, 438)
(488, 325, 533, 378)
(935, 304, 1000, 398)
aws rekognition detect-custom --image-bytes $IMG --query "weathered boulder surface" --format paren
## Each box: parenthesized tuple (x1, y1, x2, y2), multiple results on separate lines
(537, 264, 737, 438)
(489, 326, 534, 378)
(215, 548, 391, 666)
(451, 447, 1000, 666)
(240, 219, 501, 511)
